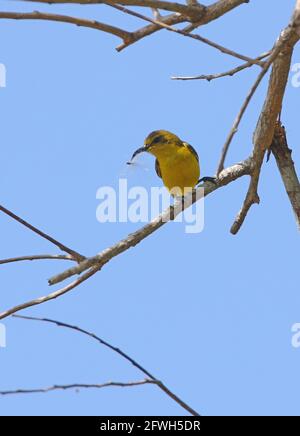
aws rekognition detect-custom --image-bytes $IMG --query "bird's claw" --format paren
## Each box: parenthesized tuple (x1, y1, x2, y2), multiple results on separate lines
(197, 176, 218, 185)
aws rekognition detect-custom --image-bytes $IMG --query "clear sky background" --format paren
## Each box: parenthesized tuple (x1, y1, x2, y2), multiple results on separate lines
(0, 0, 300, 416)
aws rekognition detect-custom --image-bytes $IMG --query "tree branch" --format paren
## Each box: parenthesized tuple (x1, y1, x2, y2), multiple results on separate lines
(184, 0, 249, 32)
(216, 48, 282, 177)
(231, 16, 300, 234)
(0, 11, 133, 43)
(117, 0, 250, 50)
(0, 379, 156, 396)
(12, 314, 201, 415)
(114, 4, 261, 64)
(21, 0, 206, 20)
(0, 265, 101, 320)
(270, 121, 300, 229)
(172, 52, 270, 81)
(0, 204, 85, 262)
(48, 158, 252, 286)
(0, 254, 75, 265)
(0, 160, 252, 321)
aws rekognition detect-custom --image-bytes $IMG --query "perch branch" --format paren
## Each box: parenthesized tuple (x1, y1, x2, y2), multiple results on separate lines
(0, 160, 252, 320)
(48, 158, 252, 287)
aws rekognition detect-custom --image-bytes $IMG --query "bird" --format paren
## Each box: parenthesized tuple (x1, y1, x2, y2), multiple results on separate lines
(128, 130, 215, 196)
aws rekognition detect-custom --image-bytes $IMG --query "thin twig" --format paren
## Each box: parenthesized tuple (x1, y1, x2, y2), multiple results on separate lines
(216, 51, 277, 176)
(12, 314, 200, 416)
(0, 265, 100, 320)
(20, 0, 206, 19)
(0, 204, 85, 262)
(118, 0, 250, 51)
(13, 314, 156, 380)
(183, 0, 250, 32)
(0, 11, 133, 43)
(0, 379, 156, 395)
(0, 254, 75, 265)
(113, 4, 262, 65)
(172, 52, 270, 81)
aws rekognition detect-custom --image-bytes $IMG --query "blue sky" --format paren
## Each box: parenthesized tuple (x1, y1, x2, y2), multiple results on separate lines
(0, 0, 300, 416)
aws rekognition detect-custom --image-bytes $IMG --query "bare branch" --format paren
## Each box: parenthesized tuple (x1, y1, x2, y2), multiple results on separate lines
(114, 4, 261, 65)
(13, 314, 156, 379)
(12, 314, 200, 415)
(172, 52, 270, 81)
(293, 0, 300, 35)
(20, 0, 206, 19)
(231, 19, 300, 234)
(48, 159, 252, 286)
(0, 254, 75, 265)
(8, 0, 251, 53)
(270, 122, 300, 229)
(0, 379, 156, 396)
(0, 265, 100, 320)
(216, 51, 278, 177)
(0, 11, 132, 43)
(183, 0, 250, 32)
(4, 3, 247, 60)
(0, 160, 252, 321)
(0, 204, 85, 262)
(117, 13, 186, 51)
(117, 0, 250, 50)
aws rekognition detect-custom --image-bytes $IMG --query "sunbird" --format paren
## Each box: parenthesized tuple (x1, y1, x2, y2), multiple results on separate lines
(128, 130, 215, 196)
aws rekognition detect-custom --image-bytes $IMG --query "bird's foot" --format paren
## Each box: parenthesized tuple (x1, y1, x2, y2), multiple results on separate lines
(197, 176, 218, 185)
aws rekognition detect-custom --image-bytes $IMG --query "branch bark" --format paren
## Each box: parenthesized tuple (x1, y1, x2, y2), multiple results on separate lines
(0, 160, 251, 319)
(22, 0, 206, 19)
(172, 52, 270, 82)
(0, 265, 101, 320)
(48, 158, 252, 286)
(11, 314, 201, 415)
(231, 16, 300, 234)
(0, 254, 75, 265)
(114, 4, 261, 64)
(0, 380, 156, 395)
(270, 122, 300, 229)
(116, 0, 250, 50)
(0, 11, 133, 43)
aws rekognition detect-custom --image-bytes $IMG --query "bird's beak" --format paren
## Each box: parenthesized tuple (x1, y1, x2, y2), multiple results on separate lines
(127, 146, 147, 164)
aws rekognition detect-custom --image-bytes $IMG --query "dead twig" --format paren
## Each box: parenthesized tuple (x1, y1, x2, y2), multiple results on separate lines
(0, 204, 85, 262)
(172, 52, 270, 81)
(12, 314, 201, 416)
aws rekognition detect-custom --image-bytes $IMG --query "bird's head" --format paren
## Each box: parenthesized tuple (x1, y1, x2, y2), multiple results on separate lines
(128, 130, 182, 162)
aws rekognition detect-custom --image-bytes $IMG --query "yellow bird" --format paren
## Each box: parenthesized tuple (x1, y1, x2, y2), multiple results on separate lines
(128, 130, 215, 196)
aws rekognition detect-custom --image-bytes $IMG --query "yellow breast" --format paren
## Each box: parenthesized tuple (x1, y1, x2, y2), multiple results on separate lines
(156, 144, 200, 195)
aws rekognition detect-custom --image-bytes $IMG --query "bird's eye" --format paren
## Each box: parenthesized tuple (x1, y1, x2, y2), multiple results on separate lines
(151, 135, 165, 145)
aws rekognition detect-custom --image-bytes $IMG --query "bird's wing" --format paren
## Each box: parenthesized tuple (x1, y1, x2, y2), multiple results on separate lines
(183, 142, 199, 162)
(155, 158, 162, 178)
